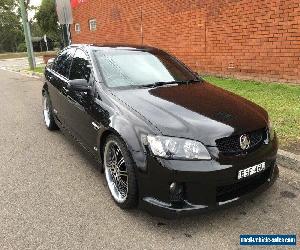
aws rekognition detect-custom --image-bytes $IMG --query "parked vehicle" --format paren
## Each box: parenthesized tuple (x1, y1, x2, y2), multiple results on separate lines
(42, 44, 278, 216)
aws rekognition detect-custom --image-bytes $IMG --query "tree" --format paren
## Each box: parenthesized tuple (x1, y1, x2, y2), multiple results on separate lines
(0, 0, 24, 52)
(30, 20, 42, 37)
(35, 0, 61, 42)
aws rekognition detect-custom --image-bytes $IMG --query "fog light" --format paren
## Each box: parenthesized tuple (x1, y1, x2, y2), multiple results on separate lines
(169, 182, 184, 203)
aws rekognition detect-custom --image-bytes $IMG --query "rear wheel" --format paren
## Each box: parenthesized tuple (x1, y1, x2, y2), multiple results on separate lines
(42, 90, 58, 131)
(103, 135, 138, 209)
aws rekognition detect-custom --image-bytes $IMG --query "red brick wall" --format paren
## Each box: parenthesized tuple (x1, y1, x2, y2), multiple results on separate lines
(71, 0, 300, 84)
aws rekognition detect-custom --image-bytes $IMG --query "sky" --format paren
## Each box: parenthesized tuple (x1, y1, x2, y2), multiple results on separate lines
(28, 0, 42, 19)
(30, 0, 42, 7)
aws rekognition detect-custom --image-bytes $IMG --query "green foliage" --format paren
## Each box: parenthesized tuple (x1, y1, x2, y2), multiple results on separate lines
(30, 65, 45, 74)
(0, 0, 16, 10)
(35, 0, 61, 41)
(17, 42, 27, 52)
(53, 41, 61, 49)
(0, 0, 24, 52)
(30, 21, 42, 37)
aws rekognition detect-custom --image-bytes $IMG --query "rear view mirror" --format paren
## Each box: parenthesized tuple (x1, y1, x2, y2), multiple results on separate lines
(68, 79, 90, 91)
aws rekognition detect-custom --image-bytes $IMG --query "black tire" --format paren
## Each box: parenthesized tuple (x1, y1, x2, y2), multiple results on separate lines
(42, 90, 58, 131)
(103, 134, 138, 209)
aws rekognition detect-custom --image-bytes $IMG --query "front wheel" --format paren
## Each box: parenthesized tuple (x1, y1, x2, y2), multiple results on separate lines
(103, 135, 138, 209)
(42, 90, 58, 131)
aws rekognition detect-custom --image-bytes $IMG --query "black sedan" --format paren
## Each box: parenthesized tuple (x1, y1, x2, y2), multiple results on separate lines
(42, 44, 278, 216)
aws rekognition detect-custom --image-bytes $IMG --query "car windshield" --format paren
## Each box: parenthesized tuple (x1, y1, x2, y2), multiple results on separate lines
(93, 49, 198, 88)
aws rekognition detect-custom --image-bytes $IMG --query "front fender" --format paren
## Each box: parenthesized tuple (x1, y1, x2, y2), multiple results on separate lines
(100, 120, 149, 171)
(95, 104, 159, 172)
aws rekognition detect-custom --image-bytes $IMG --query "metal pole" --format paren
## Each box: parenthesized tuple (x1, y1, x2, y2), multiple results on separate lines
(62, 7, 70, 46)
(67, 24, 71, 45)
(19, 0, 36, 69)
(62, 24, 69, 47)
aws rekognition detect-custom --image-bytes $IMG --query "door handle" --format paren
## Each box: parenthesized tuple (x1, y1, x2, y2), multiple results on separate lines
(92, 122, 101, 130)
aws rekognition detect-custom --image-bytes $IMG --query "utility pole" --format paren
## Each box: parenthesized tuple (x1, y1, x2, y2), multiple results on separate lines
(19, 0, 36, 69)
(56, 0, 73, 47)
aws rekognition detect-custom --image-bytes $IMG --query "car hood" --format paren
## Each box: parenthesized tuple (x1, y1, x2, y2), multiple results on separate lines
(111, 82, 268, 146)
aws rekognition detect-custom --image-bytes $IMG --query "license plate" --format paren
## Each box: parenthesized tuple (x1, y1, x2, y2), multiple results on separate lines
(238, 162, 266, 180)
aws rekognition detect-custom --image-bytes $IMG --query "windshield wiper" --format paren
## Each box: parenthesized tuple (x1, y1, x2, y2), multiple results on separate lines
(154, 80, 186, 86)
(139, 79, 200, 88)
(137, 81, 179, 88)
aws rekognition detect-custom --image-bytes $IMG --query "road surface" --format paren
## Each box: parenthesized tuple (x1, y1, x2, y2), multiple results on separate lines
(0, 69, 299, 249)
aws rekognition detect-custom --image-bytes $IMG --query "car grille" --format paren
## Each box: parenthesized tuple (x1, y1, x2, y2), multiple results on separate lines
(216, 128, 266, 155)
(216, 166, 272, 202)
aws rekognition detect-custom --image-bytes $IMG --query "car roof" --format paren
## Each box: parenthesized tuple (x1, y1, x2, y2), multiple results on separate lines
(69, 43, 160, 52)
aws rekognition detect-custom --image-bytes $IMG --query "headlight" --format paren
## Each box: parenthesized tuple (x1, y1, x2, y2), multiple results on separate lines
(268, 118, 275, 141)
(146, 135, 211, 160)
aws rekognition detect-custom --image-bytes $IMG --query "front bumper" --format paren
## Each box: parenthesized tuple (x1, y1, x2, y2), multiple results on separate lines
(137, 138, 278, 217)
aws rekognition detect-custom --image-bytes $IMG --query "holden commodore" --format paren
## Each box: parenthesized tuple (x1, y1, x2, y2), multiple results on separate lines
(42, 44, 278, 216)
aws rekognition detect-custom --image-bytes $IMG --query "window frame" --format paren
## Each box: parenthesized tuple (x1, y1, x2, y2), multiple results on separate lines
(74, 23, 81, 33)
(69, 48, 92, 82)
(52, 48, 76, 79)
(89, 19, 97, 31)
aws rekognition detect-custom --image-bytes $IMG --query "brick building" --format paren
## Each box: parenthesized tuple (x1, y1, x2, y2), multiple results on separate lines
(70, 0, 300, 84)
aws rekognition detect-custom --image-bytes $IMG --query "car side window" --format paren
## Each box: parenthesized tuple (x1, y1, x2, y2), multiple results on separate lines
(69, 49, 91, 82)
(52, 48, 75, 78)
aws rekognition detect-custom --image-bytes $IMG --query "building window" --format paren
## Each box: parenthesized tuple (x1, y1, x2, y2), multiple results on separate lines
(89, 19, 97, 31)
(75, 23, 81, 33)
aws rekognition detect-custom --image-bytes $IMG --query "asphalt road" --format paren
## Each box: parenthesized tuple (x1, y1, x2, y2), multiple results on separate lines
(0, 69, 299, 249)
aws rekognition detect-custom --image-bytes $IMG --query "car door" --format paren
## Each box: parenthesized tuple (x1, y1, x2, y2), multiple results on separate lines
(47, 48, 75, 124)
(62, 48, 98, 150)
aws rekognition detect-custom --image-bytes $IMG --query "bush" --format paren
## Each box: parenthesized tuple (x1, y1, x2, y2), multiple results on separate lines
(17, 43, 27, 52)
(53, 41, 61, 49)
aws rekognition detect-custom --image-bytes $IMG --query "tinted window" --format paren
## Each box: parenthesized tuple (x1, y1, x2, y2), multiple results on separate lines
(93, 49, 196, 88)
(69, 49, 91, 81)
(53, 48, 74, 77)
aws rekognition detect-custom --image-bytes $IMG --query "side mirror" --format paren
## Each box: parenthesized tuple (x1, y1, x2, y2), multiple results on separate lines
(68, 79, 90, 91)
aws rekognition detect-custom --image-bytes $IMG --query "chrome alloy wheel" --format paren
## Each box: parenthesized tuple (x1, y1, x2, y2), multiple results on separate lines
(104, 141, 129, 203)
(43, 94, 51, 127)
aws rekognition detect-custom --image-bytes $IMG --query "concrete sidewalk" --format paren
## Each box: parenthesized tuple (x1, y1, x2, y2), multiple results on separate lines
(0, 56, 44, 71)
(278, 150, 300, 173)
